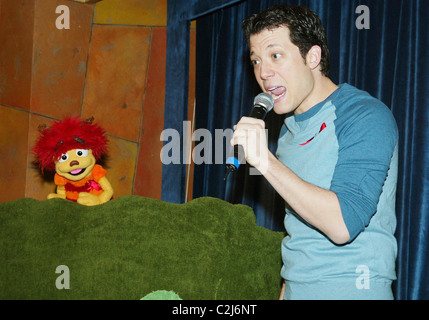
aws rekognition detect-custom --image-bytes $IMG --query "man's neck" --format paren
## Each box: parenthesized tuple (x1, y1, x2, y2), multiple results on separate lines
(295, 76, 338, 115)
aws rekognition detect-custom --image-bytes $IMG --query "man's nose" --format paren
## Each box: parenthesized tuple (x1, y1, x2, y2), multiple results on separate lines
(260, 62, 275, 80)
(70, 160, 79, 167)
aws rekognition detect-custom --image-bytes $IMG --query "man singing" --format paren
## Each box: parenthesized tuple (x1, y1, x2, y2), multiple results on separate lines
(232, 4, 398, 299)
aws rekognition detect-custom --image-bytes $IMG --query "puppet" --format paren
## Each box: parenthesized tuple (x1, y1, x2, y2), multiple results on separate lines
(33, 116, 113, 206)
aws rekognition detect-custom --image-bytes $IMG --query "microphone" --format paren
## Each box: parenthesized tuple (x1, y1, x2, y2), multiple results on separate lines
(224, 93, 274, 180)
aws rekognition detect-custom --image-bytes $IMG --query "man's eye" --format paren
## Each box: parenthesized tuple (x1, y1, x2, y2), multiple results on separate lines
(251, 60, 260, 66)
(76, 149, 89, 157)
(58, 153, 68, 163)
(272, 53, 282, 59)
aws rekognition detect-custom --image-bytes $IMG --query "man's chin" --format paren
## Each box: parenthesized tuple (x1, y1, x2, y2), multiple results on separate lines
(273, 100, 294, 115)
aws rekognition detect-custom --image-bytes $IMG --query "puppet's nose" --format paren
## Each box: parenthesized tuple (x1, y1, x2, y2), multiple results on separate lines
(70, 160, 79, 167)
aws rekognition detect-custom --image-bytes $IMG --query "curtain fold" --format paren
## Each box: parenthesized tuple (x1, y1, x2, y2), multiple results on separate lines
(191, 0, 429, 299)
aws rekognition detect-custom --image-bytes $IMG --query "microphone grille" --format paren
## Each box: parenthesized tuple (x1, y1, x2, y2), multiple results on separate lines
(254, 93, 274, 112)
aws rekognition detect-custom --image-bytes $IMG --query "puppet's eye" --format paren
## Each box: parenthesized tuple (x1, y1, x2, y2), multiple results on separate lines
(58, 153, 68, 163)
(76, 149, 89, 157)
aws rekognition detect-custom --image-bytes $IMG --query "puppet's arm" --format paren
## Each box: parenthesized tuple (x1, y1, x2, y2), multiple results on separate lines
(77, 176, 114, 206)
(47, 185, 66, 200)
(97, 176, 114, 203)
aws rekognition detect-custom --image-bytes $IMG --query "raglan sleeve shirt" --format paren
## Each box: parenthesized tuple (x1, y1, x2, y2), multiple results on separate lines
(278, 84, 398, 298)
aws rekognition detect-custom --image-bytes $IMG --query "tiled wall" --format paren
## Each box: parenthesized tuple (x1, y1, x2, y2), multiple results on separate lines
(0, 0, 196, 202)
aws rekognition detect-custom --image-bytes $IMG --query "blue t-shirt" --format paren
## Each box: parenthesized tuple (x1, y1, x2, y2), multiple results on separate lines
(276, 83, 398, 300)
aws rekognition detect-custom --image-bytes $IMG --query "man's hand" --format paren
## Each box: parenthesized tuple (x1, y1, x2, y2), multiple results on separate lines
(231, 116, 269, 174)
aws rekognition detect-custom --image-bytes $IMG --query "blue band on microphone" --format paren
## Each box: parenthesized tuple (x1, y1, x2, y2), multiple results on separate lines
(226, 156, 241, 169)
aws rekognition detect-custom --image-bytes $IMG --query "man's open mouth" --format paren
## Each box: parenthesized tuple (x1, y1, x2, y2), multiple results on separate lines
(267, 86, 287, 101)
(69, 168, 86, 176)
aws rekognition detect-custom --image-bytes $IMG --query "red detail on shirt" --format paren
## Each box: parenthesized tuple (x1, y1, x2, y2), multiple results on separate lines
(299, 123, 327, 146)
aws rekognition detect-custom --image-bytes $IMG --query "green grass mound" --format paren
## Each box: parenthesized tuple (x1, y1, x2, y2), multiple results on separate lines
(0, 196, 284, 300)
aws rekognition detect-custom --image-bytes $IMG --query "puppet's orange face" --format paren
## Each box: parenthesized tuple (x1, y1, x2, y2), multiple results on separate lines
(55, 149, 96, 181)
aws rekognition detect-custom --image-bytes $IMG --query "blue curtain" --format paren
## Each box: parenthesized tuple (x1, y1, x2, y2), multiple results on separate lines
(166, 0, 429, 299)
(193, 1, 287, 231)
(163, 0, 244, 203)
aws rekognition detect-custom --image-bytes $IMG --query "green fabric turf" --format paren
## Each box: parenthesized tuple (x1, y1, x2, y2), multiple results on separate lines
(0, 196, 284, 299)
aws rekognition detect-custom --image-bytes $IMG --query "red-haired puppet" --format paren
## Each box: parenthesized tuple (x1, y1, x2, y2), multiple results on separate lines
(33, 116, 114, 206)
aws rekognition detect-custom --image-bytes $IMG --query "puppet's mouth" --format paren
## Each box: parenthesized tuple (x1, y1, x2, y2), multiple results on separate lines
(69, 168, 86, 176)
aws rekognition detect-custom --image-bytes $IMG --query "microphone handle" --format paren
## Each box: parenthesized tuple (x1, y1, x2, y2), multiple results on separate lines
(249, 105, 267, 119)
(233, 104, 268, 165)
(224, 105, 268, 180)
(234, 145, 246, 166)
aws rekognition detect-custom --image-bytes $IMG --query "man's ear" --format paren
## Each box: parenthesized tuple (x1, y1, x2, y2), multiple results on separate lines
(306, 45, 322, 70)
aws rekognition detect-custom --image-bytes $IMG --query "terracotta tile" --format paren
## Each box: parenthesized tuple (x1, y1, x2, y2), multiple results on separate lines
(94, 0, 167, 26)
(0, 106, 29, 202)
(135, 27, 196, 200)
(134, 28, 166, 199)
(82, 25, 151, 142)
(30, 0, 93, 119)
(102, 135, 137, 199)
(25, 114, 57, 200)
(0, 0, 35, 110)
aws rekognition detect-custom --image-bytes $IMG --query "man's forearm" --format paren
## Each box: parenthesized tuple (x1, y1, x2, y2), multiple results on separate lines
(261, 152, 350, 244)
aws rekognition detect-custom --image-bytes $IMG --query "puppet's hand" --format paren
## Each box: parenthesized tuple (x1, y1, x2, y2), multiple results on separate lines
(48, 186, 66, 200)
(47, 193, 65, 200)
(77, 192, 101, 206)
